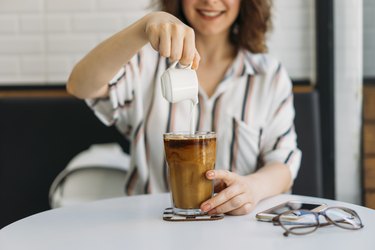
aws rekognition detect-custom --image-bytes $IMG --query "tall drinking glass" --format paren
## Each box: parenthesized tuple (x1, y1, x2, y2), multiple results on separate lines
(163, 131, 216, 216)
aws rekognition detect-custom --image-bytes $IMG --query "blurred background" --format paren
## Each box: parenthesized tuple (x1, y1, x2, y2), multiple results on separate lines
(0, 0, 374, 227)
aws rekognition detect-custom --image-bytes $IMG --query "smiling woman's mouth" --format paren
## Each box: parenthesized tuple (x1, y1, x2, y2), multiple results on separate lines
(198, 10, 224, 18)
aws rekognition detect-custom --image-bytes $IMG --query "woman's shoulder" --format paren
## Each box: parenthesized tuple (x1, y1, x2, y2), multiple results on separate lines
(241, 50, 282, 75)
(241, 50, 292, 92)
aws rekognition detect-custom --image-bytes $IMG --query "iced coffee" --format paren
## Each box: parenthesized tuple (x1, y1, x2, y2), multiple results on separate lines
(163, 131, 216, 216)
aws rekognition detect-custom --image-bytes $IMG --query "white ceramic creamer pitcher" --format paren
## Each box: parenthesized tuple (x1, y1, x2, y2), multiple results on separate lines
(160, 61, 199, 104)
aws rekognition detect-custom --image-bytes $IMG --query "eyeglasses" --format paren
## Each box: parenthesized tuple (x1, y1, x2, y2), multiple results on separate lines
(272, 207, 364, 237)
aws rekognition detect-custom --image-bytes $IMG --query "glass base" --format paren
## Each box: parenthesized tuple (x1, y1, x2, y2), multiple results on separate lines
(173, 207, 207, 216)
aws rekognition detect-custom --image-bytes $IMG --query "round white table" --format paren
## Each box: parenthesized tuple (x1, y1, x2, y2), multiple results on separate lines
(0, 193, 374, 250)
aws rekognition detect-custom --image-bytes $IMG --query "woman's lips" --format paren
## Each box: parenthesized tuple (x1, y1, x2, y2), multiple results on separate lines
(197, 10, 224, 19)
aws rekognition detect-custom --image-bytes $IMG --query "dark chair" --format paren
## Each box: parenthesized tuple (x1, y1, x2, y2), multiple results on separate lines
(0, 96, 129, 229)
(292, 91, 323, 197)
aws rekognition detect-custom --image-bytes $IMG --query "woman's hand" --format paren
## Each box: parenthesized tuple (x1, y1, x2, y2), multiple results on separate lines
(144, 12, 200, 69)
(200, 170, 262, 215)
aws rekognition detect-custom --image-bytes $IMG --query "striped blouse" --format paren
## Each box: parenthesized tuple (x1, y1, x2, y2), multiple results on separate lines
(86, 44, 302, 195)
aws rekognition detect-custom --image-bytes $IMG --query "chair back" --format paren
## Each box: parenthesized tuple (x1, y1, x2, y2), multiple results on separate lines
(0, 96, 128, 228)
(292, 91, 323, 197)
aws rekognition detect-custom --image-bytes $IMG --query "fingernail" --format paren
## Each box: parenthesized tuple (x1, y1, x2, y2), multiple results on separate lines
(202, 203, 211, 212)
(207, 171, 215, 178)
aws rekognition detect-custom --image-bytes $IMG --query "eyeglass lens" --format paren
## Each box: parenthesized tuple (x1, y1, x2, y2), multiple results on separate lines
(325, 207, 362, 229)
(278, 211, 318, 235)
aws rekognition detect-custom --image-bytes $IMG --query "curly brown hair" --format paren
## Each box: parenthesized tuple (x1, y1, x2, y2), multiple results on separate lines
(154, 0, 272, 53)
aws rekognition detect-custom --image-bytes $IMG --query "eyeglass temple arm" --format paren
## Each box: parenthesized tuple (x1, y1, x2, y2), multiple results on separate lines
(280, 223, 317, 237)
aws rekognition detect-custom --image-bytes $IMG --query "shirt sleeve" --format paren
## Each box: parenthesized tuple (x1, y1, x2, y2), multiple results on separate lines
(261, 64, 302, 180)
(85, 45, 158, 138)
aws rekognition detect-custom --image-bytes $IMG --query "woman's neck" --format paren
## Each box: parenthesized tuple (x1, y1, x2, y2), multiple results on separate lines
(194, 31, 238, 97)
(195, 32, 236, 65)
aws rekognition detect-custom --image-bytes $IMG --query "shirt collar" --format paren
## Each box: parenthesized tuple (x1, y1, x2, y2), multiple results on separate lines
(224, 49, 257, 79)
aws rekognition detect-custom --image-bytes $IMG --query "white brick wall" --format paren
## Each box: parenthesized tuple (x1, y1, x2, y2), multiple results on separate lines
(0, 15, 18, 33)
(0, 0, 149, 85)
(0, 0, 315, 84)
(45, 0, 95, 12)
(268, 0, 316, 80)
(0, 35, 44, 54)
(0, 0, 43, 12)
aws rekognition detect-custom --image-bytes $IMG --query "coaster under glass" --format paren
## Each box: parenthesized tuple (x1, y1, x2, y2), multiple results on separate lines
(163, 207, 224, 222)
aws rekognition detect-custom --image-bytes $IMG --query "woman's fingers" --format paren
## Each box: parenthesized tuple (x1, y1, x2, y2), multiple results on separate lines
(146, 23, 160, 52)
(201, 181, 243, 213)
(180, 27, 196, 66)
(191, 50, 200, 70)
(202, 170, 255, 215)
(226, 202, 254, 216)
(206, 170, 237, 185)
(214, 179, 227, 193)
(145, 16, 197, 67)
(169, 24, 183, 62)
(158, 24, 171, 58)
(203, 186, 246, 214)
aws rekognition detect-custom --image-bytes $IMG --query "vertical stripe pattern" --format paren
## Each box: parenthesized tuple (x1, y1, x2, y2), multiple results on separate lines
(284, 150, 295, 164)
(196, 94, 202, 132)
(211, 93, 224, 132)
(126, 120, 143, 195)
(241, 75, 254, 123)
(197, 94, 205, 131)
(229, 118, 239, 172)
(272, 126, 293, 150)
(87, 45, 302, 195)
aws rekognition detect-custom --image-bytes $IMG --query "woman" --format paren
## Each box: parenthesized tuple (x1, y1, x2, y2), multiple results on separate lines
(67, 0, 301, 215)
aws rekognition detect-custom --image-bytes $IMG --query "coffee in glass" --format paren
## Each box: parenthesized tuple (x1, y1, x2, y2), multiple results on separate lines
(163, 131, 216, 216)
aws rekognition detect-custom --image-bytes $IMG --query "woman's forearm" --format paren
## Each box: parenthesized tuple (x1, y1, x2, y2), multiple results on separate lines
(67, 11, 200, 99)
(67, 15, 150, 99)
(246, 162, 293, 202)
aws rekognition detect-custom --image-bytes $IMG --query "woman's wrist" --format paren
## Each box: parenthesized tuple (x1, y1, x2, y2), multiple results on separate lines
(118, 14, 152, 47)
(245, 163, 292, 203)
(244, 173, 264, 204)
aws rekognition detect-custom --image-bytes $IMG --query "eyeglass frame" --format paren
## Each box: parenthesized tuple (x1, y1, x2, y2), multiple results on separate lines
(272, 206, 364, 237)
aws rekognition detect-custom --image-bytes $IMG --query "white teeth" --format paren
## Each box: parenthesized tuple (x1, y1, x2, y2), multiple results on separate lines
(200, 11, 221, 17)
